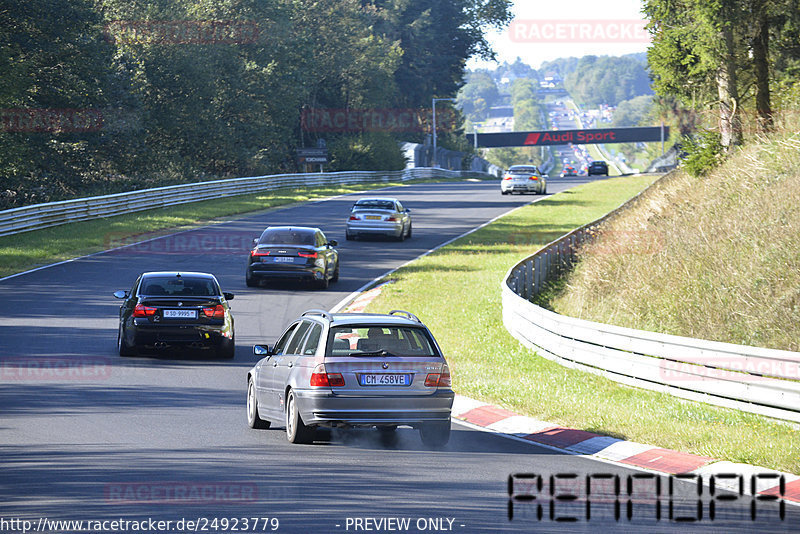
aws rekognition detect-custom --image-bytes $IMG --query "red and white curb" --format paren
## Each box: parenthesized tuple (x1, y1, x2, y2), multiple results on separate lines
(451, 396, 800, 504)
(330, 237, 800, 505)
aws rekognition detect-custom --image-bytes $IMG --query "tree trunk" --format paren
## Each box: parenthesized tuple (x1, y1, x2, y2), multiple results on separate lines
(751, 1, 773, 132)
(717, 21, 742, 149)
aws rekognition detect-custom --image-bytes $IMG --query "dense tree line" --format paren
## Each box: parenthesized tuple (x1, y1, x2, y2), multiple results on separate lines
(563, 55, 653, 107)
(0, 0, 511, 209)
(644, 0, 800, 150)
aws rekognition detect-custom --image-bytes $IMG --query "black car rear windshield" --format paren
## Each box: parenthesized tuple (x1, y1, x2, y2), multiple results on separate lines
(354, 200, 395, 210)
(140, 277, 219, 296)
(328, 326, 437, 357)
(259, 229, 315, 246)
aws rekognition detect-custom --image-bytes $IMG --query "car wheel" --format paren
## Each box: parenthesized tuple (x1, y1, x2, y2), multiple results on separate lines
(317, 270, 330, 290)
(247, 378, 271, 429)
(378, 426, 398, 447)
(218, 337, 235, 359)
(245, 270, 258, 287)
(345, 231, 354, 241)
(331, 261, 339, 282)
(285, 389, 314, 444)
(419, 420, 450, 449)
(117, 325, 135, 357)
(406, 223, 412, 238)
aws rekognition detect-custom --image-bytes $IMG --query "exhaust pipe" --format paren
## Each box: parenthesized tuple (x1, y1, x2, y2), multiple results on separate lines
(154, 341, 167, 349)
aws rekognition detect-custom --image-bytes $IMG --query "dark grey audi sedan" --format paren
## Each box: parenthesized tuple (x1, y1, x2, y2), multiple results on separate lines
(246, 309, 454, 447)
(114, 271, 235, 358)
(246, 226, 339, 289)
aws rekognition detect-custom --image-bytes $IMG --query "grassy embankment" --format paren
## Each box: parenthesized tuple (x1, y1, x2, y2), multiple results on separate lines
(361, 172, 799, 474)
(0, 175, 483, 279)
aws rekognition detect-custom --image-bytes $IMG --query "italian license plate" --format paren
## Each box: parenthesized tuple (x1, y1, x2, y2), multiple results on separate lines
(359, 374, 410, 386)
(273, 257, 294, 263)
(163, 309, 197, 319)
(365, 215, 382, 220)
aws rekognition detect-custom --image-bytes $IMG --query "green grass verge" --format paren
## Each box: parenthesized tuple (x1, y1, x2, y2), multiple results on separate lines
(360, 174, 800, 474)
(0, 176, 484, 279)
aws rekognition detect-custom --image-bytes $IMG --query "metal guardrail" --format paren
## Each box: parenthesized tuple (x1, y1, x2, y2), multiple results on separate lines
(502, 172, 800, 423)
(0, 168, 488, 237)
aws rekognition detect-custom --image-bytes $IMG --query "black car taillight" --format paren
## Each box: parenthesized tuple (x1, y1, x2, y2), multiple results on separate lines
(202, 304, 225, 318)
(133, 304, 156, 318)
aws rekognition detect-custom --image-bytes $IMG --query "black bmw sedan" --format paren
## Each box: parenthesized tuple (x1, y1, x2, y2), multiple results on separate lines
(246, 226, 339, 289)
(114, 272, 235, 358)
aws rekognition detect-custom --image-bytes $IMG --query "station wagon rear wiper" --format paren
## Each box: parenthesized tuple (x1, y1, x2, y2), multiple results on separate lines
(347, 350, 396, 357)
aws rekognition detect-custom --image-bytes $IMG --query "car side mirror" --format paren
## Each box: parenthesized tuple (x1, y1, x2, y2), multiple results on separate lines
(328, 240, 338, 247)
(223, 292, 234, 300)
(254, 344, 273, 356)
(405, 208, 411, 213)
(113, 290, 128, 299)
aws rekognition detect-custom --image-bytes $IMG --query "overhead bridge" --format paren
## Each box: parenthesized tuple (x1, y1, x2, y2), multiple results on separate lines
(467, 126, 668, 148)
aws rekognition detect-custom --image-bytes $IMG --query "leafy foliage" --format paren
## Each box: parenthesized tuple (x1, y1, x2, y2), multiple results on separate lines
(0, 0, 512, 209)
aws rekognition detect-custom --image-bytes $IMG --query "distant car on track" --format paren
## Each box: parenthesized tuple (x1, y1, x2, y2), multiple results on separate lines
(588, 160, 609, 176)
(501, 165, 546, 195)
(246, 309, 454, 447)
(246, 226, 339, 289)
(560, 165, 577, 177)
(345, 197, 412, 241)
(114, 271, 235, 358)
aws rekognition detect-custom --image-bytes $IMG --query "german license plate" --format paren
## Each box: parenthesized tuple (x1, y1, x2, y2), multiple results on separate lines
(273, 257, 294, 263)
(365, 215, 382, 220)
(359, 374, 410, 386)
(163, 309, 197, 319)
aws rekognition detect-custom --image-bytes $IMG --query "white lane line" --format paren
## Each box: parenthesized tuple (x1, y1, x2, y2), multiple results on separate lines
(330, 194, 551, 312)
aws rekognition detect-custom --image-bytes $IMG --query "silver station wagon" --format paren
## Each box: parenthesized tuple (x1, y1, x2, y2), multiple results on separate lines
(246, 310, 454, 447)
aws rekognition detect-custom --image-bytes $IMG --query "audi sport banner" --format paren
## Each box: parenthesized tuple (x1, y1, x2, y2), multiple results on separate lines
(466, 126, 668, 148)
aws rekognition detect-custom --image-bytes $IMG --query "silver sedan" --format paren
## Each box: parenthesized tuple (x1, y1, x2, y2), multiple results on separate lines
(246, 310, 454, 448)
(345, 197, 412, 241)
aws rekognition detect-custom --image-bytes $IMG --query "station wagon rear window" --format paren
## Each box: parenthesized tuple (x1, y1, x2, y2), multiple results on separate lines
(328, 326, 437, 357)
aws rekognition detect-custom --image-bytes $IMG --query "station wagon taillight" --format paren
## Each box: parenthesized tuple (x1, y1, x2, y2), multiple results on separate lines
(310, 364, 344, 387)
(425, 364, 451, 387)
(133, 304, 157, 318)
(349, 215, 360, 220)
(202, 305, 225, 318)
(503, 175, 512, 180)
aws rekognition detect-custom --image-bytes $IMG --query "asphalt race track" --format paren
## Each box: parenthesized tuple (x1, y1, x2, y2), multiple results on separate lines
(1, 180, 796, 533)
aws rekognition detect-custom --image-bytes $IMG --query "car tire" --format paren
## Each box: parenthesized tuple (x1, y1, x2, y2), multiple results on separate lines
(345, 231, 354, 241)
(286, 389, 314, 444)
(218, 337, 235, 359)
(247, 378, 271, 429)
(406, 223, 412, 239)
(317, 271, 329, 290)
(419, 420, 450, 449)
(331, 262, 339, 282)
(117, 326, 135, 357)
(378, 426, 398, 447)
(245, 270, 258, 287)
